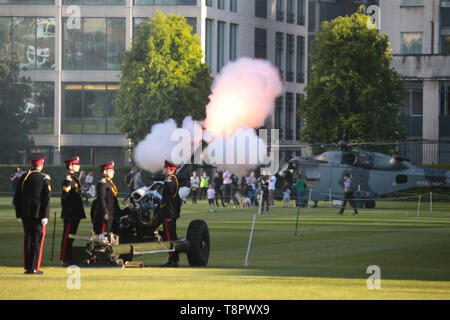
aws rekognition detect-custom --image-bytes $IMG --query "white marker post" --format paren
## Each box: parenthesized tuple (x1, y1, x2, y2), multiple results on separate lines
(417, 194, 421, 218)
(308, 188, 312, 209)
(329, 189, 332, 208)
(244, 213, 257, 267)
(430, 192, 433, 213)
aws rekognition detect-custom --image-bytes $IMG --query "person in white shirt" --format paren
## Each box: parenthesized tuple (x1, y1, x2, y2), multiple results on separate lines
(207, 184, 216, 213)
(268, 172, 277, 207)
(190, 171, 200, 205)
(338, 173, 358, 216)
(222, 170, 232, 205)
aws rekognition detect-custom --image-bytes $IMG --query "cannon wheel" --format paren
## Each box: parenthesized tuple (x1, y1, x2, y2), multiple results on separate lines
(186, 220, 210, 266)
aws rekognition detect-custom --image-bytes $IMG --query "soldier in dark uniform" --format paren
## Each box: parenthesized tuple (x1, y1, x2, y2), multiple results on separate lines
(91, 161, 132, 235)
(153, 160, 182, 267)
(60, 156, 86, 266)
(13, 153, 51, 275)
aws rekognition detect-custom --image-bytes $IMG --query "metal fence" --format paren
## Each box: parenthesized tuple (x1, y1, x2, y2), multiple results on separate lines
(398, 140, 450, 165)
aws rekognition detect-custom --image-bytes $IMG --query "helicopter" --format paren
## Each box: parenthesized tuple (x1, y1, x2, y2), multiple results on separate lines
(274, 141, 450, 208)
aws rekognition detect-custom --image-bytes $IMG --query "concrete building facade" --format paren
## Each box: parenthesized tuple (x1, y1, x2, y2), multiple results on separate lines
(0, 0, 308, 165)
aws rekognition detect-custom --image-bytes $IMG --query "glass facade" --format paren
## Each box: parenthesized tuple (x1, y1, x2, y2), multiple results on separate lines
(285, 92, 294, 140)
(287, 0, 295, 23)
(63, 83, 120, 134)
(0, 17, 55, 69)
(441, 2, 450, 54)
(401, 0, 423, 5)
(134, 0, 196, 5)
(63, 18, 125, 70)
(254, 27, 267, 59)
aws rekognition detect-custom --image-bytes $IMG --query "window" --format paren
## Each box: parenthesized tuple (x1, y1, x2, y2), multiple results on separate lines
(297, 0, 305, 26)
(296, 35, 305, 83)
(218, 0, 224, 9)
(134, 0, 196, 4)
(286, 34, 294, 82)
(275, 32, 284, 77)
(276, 0, 284, 22)
(206, 0, 212, 7)
(440, 82, 450, 116)
(63, 83, 120, 134)
(401, 82, 423, 137)
(27, 82, 55, 134)
(63, 18, 125, 70)
(0, 17, 55, 70)
(285, 93, 294, 140)
(205, 19, 213, 68)
(255, 0, 268, 18)
(254, 28, 267, 59)
(274, 96, 283, 139)
(230, 0, 237, 12)
(287, 0, 295, 24)
(217, 21, 225, 72)
(401, 0, 423, 5)
(401, 32, 422, 54)
(0, 0, 55, 3)
(230, 23, 238, 61)
(441, 2, 450, 54)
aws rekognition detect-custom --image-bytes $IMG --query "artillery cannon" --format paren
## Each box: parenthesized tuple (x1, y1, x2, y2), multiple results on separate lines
(70, 180, 209, 267)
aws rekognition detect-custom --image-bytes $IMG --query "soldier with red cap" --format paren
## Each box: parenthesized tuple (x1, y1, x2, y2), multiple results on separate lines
(91, 161, 132, 235)
(153, 160, 182, 267)
(13, 153, 51, 274)
(60, 156, 86, 266)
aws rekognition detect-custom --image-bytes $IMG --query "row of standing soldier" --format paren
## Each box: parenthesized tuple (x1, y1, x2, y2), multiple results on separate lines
(13, 154, 181, 274)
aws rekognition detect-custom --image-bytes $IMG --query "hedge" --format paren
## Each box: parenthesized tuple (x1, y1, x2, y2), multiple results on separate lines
(1, 165, 155, 197)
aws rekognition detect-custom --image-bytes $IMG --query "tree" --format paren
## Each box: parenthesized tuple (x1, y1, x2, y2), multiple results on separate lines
(0, 55, 36, 164)
(299, 9, 406, 149)
(115, 10, 213, 145)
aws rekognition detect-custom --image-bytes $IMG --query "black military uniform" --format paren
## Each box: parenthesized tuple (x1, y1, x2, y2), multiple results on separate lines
(13, 154, 51, 274)
(153, 160, 182, 267)
(60, 156, 86, 265)
(91, 161, 130, 234)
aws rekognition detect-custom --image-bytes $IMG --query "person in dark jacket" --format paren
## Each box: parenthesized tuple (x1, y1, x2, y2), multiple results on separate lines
(60, 156, 86, 266)
(14, 153, 51, 275)
(91, 161, 132, 235)
(153, 160, 182, 267)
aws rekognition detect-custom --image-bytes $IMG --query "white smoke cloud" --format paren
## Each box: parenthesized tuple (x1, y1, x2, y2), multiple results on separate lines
(133, 116, 202, 173)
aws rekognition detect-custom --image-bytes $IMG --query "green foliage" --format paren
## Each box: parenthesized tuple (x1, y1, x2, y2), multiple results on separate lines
(115, 11, 213, 145)
(0, 55, 36, 164)
(299, 9, 406, 150)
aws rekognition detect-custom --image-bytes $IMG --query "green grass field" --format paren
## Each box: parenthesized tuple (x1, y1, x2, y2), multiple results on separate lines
(1, 196, 450, 300)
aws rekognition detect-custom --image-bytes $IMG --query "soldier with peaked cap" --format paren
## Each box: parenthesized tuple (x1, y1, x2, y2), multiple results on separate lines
(60, 156, 86, 266)
(153, 160, 182, 267)
(13, 153, 51, 275)
(91, 161, 132, 235)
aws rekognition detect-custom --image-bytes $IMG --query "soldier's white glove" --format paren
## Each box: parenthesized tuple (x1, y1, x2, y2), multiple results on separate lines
(17, 218, 22, 223)
(41, 218, 48, 226)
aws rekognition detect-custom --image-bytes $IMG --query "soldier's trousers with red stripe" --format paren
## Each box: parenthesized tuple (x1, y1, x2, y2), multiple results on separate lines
(22, 218, 46, 272)
(60, 219, 80, 263)
(153, 217, 179, 262)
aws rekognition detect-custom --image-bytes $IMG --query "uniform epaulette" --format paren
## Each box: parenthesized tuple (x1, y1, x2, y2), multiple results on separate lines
(43, 174, 51, 181)
(100, 178, 107, 184)
(65, 175, 72, 181)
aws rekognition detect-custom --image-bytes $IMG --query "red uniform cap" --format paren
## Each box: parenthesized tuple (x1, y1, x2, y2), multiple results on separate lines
(164, 160, 177, 171)
(30, 153, 46, 166)
(100, 161, 115, 170)
(64, 156, 80, 166)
